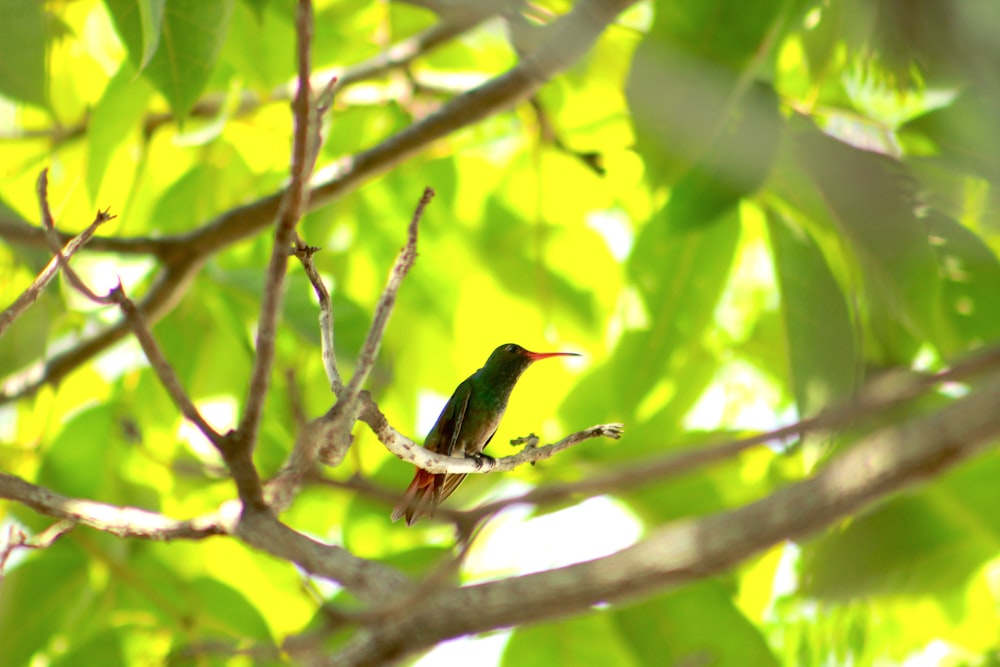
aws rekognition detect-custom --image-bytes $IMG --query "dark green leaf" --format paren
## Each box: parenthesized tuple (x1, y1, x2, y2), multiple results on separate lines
(49, 630, 126, 667)
(626, 0, 788, 186)
(922, 210, 1000, 348)
(613, 581, 779, 667)
(502, 611, 639, 667)
(619, 207, 740, 417)
(791, 115, 948, 357)
(767, 209, 860, 416)
(0, 0, 48, 108)
(190, 577, 274, 641)
(477, 199, 598, 328)
(803, 493, 994, 599)
(37, 404, 120, 500)
(0, 545, 89, 667)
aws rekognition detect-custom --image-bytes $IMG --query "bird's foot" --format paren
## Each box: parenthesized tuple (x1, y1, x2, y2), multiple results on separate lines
(467, 452, 495, 470)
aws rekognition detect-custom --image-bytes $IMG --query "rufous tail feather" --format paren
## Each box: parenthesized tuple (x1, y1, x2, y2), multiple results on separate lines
(391, 469, 439, 526)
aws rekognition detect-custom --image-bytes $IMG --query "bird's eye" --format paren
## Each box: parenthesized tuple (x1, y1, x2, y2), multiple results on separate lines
(505, 344, 517, 353)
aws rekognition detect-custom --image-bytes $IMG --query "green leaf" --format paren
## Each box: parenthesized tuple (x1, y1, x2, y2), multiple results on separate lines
(922, 210, 1000, 348)
(502, 611, 640, 667)
(900, 91, 1000, 183)
(87, 62, 154, 199)
(105, 0, 234, 118)
(190, 577, 274, 641)
(619, 206, 741, 417)
(612, 581, 779, 667)
(0, 281, 60, 378)
(147, 142, 254, 233)
(766, 209, 860, 417)
(800, 0, 842, 84)
(221, 0, 295, 91)
(49, 630, 126, 667)
(802, 493, 994, 599)
(137, 0, 167, 71)
(154, 282, 252, 401)
(477, 199, 598, 328)
(625, 0, 787, 186)
(0, 0, 48, 108)
(38, 404, 120, 500)
(791, 115, 948, 357)
(240, 0, 270, 22)
(0, 545, 90, 667)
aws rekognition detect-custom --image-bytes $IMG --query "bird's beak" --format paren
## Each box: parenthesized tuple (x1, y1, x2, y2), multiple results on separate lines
(524, 350, 581, 361)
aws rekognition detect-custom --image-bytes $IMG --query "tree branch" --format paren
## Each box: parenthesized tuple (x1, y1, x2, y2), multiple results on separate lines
(235, 508, 410, 605)
(0, 202, 110, 337)
(237, 0, 324, 456)
(0, 472, 226, 540)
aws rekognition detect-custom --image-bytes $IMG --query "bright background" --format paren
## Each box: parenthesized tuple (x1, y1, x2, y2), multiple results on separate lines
(3, 0, 1000, 665)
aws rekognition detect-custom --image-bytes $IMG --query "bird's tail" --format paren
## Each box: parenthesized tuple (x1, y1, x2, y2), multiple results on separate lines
(391, 469, 439, 526)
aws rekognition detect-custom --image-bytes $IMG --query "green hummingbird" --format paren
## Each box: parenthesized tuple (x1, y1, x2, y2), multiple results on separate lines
(391, 343, 579, 526)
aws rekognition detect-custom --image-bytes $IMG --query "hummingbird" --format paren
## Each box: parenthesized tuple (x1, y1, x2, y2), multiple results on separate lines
(391, 343, 579, 526)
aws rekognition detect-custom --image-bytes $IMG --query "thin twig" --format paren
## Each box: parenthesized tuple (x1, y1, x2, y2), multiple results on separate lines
(34, 169, 118, 304)
(109, 282, 225, 447)
(293, 239, 342, 391)
(0, 201, 111, 337)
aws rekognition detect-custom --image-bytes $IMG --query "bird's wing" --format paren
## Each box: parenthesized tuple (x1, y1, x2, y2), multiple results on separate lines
(444, 382, 471, 456)
(424, 379, 472, 457)
(481, 430, 496, 452)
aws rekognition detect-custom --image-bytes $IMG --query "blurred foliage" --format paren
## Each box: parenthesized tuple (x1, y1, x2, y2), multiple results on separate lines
(2, 0, 1000, 665)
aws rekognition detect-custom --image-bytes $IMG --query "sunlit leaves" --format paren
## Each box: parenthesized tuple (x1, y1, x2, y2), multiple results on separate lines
(87, 62, 153, 199)
(4, 0, 1000, 665)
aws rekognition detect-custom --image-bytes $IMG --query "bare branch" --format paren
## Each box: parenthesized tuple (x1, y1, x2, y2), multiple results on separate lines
(238, 0, 323, 451)
(315, 188, 431, 465)
(0, 257, 202, 403)
(31, 170, 225, 450)
(0, 472, 226, 540)
(35, 168, 118, 304)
